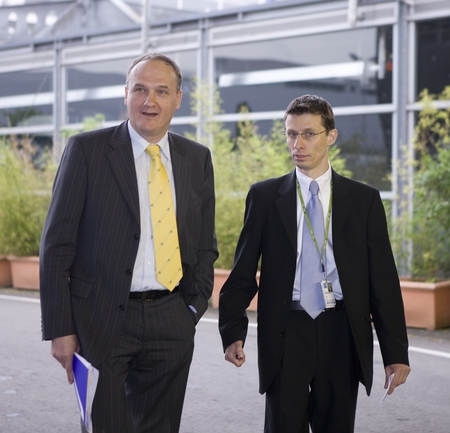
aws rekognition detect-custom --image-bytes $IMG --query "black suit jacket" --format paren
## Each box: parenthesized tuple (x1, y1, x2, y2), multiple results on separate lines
(219, 169, 409, 395)
(40, 121, 218, 366)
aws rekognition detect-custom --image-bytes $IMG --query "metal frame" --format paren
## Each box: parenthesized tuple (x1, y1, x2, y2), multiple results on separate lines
(0, 0, 449, 202)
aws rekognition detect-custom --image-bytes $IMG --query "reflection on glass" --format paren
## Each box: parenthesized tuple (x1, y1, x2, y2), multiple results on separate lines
(335, 113, 392, 191)
(0, 70, 53, 128)
(214, 26, 393, 113)
(66, 51, 197, 123)
(67, 58, 132, 90)
(67, 99, 126, 124)
(171, 124, 196, 138)
(417, 18, 450, 98)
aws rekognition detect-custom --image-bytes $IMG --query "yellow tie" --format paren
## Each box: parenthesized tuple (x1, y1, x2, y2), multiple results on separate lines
(146, 145, 182, 291)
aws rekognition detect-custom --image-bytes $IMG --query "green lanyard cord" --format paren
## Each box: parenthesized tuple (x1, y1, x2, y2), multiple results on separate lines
(296, 179, 333, 274)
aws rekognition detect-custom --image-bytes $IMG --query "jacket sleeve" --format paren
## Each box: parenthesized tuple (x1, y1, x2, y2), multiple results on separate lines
(367, 192, 410, 367)
(39, 136, 87, 340)
(218, 185, 262, 351)
(184, 147, 219, 320)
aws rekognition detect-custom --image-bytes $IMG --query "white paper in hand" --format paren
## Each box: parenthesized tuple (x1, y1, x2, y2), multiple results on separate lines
(380, 373, 395, 404)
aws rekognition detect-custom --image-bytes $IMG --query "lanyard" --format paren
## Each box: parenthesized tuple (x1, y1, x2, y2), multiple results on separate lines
(296, 179, 332, 273)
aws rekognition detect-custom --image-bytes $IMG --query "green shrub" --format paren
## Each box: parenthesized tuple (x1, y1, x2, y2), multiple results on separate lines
(391, 87, 450, 281)
(0, 138, 56, 256)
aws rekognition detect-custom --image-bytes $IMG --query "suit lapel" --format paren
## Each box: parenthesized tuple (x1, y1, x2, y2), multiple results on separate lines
(168, 132, 189, 225)
(106, 121, 140, 223)
(331, 170, 351, 234)
(276, 170, 297, 254)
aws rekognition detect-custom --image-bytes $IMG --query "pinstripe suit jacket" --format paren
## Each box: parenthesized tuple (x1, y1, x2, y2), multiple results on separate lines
(40, 121, 218, 366)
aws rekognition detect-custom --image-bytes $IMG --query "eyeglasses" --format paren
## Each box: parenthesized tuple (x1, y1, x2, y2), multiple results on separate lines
(283, 130, 328, 143)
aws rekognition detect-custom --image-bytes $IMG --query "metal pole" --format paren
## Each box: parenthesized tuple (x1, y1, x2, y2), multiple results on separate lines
(393, 0, 411, 276)
(53, 42, 62, 161)
(348, 0, 358, 27)
(141, 0, 150, 53)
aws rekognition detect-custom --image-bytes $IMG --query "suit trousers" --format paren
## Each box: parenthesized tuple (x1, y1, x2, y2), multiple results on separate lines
(264, 307, 360, 433)
(86, 291, 196, 433)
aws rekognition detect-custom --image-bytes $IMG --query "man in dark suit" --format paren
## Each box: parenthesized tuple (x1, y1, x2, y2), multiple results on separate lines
(219, 94, 410, 433)
(40, 53, 218, 433)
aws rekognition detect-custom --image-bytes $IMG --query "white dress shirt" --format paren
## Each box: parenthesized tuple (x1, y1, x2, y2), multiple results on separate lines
(292, 164, 343, 302)
(128, 122, 177, 292)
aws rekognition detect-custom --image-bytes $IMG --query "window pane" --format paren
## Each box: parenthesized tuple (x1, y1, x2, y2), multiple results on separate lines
(336, 113, 392, 191)
(67, 57, 132, 124)
(170, 124, 197, 137)
(214, 26, 392, 114)
(66, 51, 197, 123)
(0, 70, 53, 127)
(417, 17, 450, 97)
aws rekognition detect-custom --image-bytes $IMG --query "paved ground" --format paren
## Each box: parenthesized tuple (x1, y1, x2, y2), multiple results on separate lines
(1, 288, 450, 433)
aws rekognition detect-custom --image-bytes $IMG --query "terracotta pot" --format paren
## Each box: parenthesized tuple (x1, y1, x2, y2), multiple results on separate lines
(400, 279, 450, 330)
(8, 256, 40, 290)
(0, 255, 12, 288)
(211, 268, 258, 311)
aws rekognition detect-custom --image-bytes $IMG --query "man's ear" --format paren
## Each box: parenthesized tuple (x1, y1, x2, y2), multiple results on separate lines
(327, 128, 338, 146)
(175, 89, 183, 110)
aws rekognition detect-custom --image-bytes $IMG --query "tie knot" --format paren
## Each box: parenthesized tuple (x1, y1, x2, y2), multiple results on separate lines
(309, 180, 320, 196)
(146, 144, 160, 160)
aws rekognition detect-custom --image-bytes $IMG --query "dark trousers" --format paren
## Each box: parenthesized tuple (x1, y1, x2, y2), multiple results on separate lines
(86, 292, 196, 433)
(264, 308, 360, 433)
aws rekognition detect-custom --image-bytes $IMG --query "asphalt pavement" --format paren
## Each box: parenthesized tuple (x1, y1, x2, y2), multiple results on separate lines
(1, 287, 450, 433)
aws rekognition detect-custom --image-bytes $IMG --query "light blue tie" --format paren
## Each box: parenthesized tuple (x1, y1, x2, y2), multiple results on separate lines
(300, 180, 325, 319)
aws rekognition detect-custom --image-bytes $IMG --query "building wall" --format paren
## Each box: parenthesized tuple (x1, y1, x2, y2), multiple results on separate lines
(1, 0, 450, 206)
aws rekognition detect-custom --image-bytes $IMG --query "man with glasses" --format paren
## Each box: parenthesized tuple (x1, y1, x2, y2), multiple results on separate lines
(219, 94, 410, 433)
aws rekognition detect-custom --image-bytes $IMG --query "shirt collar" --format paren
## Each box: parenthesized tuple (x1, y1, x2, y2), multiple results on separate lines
(295, 163, 332, 194)
(127, 120, 170, 161)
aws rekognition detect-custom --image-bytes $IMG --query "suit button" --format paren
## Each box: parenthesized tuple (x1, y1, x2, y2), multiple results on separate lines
(280, 332, 286, 338)
(119, 305, 125, 311)
(134, 234, 139, 240)
(125, 269, 132, 275)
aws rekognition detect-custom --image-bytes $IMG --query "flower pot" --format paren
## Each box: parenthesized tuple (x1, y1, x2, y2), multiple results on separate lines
(211, 268, 258, 311)
(0, 255, 12, 288)
(400, 279, 450, 330)
(8, 256, 40, 290)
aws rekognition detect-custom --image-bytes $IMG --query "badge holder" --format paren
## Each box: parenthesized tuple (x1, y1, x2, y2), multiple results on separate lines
(321, 280, 336, 310)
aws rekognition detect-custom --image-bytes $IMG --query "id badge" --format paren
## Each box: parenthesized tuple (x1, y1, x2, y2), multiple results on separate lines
(321, 280, 336, 309)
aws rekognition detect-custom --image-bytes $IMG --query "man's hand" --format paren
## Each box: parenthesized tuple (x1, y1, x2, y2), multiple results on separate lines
(384, 363, 410, 395)
(51, 334, 81, 384)
(224, 340, 246, 367)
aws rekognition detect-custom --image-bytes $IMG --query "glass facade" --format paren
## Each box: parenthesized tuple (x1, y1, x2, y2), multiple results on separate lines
(67, 58, 133, 123)
(0, 69, 53, 128)
(215, 26, 393, 114)
(336, 113, 392, 191)
(417, 17, 450, 97)
(0, 0, 449, 201)
(65, 51, 198, 123)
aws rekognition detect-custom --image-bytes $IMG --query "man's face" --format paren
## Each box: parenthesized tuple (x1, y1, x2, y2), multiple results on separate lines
(125, 60, 182, 143)
(285, 113, 338, 179)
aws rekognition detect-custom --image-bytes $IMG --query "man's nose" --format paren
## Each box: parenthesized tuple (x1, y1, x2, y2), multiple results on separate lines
(292, 136, 301, 148)
(145, 91, 156, 105)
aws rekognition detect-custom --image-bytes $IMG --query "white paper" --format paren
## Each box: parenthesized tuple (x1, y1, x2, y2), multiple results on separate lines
(380, 373, 395, 404)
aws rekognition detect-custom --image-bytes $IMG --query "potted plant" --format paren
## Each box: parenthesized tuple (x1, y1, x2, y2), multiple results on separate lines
(0, 254, 12, 288)
(0, 137, 55, 290)
(391, 87, 450, 330)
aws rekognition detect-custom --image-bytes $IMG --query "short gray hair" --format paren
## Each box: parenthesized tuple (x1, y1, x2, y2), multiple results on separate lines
(126, 53, 183, 92)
